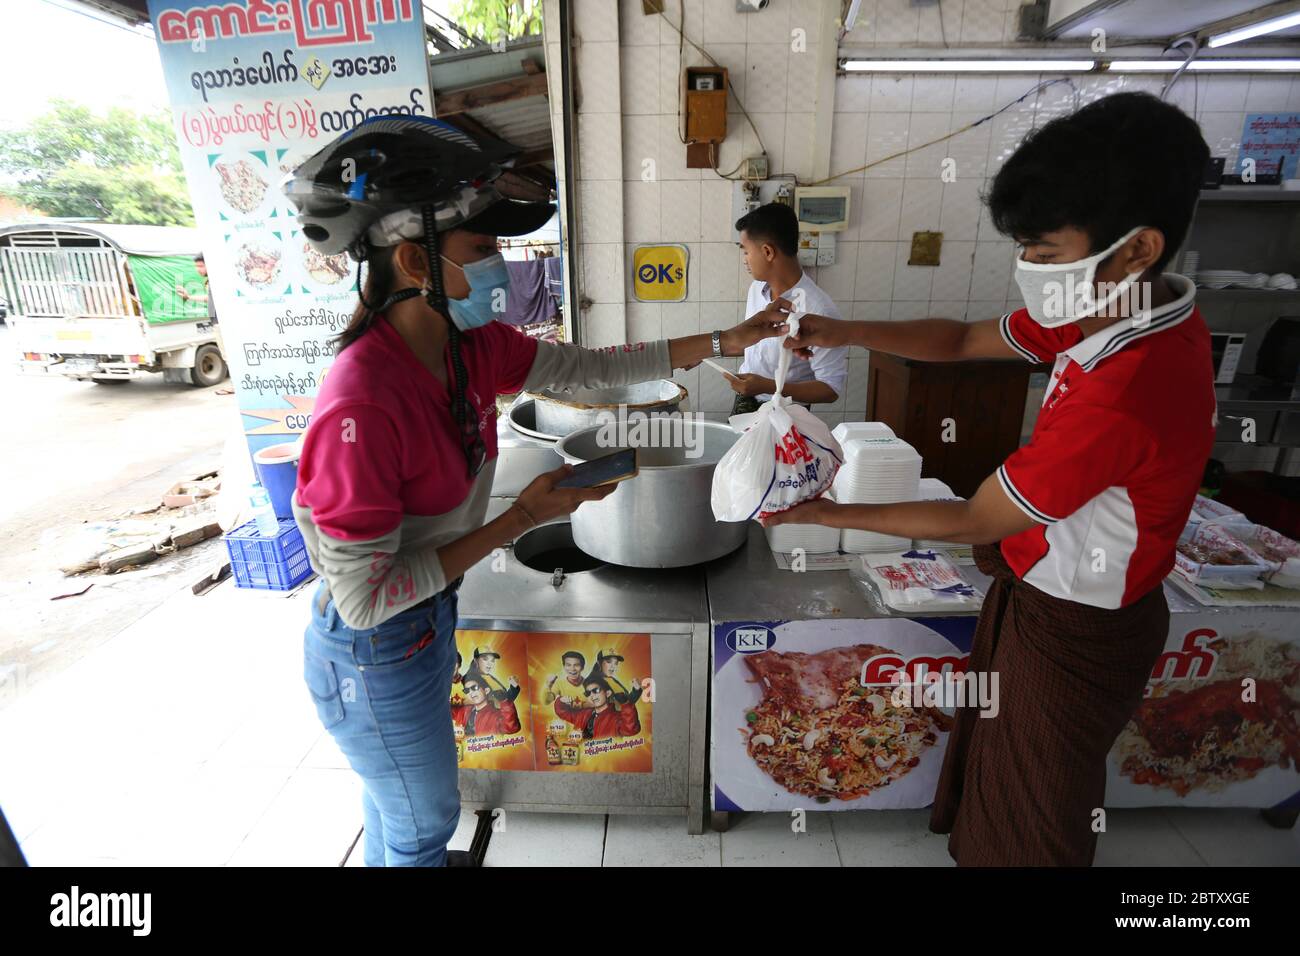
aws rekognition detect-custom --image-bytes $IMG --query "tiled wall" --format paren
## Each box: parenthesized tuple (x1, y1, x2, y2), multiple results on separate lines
(548, 0, 1300, 466)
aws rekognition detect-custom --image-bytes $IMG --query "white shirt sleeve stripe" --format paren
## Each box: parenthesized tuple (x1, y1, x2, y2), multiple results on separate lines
(999, 313, 1039, 363)
(997, 464, 1060, 524)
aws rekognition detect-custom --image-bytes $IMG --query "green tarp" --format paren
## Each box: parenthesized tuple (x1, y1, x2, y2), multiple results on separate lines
(127, 254, 208, 325)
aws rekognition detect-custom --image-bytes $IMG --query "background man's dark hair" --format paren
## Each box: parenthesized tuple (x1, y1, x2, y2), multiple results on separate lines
(562, 651, 586, 667)
(734, 201, 799, 258)
(987, 92, 1209, 271)
(584, 677, 612, 696)
(193, 253, 205, 263)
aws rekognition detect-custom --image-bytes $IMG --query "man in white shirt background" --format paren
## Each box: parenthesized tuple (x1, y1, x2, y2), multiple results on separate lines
(730, 202, 848, 416)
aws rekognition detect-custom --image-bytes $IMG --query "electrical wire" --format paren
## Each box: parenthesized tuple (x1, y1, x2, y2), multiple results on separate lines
(802, 76, 1077, 186)
(658, 0, 768, 175)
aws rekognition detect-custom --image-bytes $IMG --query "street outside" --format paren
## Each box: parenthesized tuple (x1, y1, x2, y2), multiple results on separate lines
(0, 320, 232, 704)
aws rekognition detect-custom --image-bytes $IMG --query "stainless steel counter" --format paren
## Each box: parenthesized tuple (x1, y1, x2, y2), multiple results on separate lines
(455, 497, 711, 833)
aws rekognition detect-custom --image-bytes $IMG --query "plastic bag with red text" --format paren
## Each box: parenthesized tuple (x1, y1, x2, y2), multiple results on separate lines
(710, 314, 843, 521)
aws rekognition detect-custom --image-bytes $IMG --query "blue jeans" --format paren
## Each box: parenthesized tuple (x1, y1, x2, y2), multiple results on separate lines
(303, 581, 461, 866)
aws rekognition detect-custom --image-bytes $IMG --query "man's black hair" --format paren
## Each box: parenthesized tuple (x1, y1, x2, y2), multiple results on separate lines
(987, 92, 1208, 271)
(584, 677, 612, 695)
(193, 253, 205, 263)
(735, 201, 799, 258)
(562, 651, 586, 667)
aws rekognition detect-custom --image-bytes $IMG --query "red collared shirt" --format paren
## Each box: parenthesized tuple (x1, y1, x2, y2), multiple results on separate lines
(994, 274, 1215, 608)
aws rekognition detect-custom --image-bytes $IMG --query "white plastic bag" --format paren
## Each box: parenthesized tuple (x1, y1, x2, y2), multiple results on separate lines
(711, 314, 843, 521)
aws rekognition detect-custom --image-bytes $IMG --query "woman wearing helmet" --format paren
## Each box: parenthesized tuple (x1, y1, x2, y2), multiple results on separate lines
(286, 117, 783, 867)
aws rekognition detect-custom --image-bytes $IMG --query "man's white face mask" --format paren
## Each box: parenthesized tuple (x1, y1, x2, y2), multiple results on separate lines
(1013, 226, 1148, 328)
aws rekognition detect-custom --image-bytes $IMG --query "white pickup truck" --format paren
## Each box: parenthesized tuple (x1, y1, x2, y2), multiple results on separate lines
(0, 222, 227, 386)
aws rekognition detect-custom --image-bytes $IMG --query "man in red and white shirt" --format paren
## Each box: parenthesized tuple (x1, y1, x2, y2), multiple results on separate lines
(763, 92, 1215, 866)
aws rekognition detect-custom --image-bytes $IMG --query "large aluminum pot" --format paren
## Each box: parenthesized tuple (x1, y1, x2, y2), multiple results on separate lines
(526, 380, 687, 439)
(555, 420, 749, 568)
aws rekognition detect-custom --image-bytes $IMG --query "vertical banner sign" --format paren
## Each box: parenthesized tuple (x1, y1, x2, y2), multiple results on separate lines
(147, 1, 433, 454)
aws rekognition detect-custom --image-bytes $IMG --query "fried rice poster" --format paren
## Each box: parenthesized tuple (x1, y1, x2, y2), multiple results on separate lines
(451, 630, 534, 771)
(527, 632, 654, 773)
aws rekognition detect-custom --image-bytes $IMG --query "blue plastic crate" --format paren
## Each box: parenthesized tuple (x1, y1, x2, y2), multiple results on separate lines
(224, 517, 314, 591)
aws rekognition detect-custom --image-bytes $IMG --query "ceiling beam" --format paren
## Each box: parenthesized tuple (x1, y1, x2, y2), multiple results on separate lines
(433, 72, 549, 116)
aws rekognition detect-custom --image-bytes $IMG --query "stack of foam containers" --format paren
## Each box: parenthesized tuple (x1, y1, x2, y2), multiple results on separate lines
(832, 426, 923, 553)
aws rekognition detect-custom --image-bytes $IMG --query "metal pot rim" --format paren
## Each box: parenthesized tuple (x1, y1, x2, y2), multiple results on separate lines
(555, 420, 738, 471)
(525, 379, 688, 412)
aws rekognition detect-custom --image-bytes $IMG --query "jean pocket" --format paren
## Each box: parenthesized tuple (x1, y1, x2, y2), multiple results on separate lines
(304, 653, 346, 729)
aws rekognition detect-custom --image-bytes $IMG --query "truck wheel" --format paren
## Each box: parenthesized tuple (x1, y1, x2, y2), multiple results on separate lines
(192, 344, 227, 387)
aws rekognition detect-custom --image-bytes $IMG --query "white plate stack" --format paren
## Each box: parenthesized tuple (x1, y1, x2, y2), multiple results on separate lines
(764, 491, 841, 554)
(914, 477, 966, 550)
(834, 437, 922, 553)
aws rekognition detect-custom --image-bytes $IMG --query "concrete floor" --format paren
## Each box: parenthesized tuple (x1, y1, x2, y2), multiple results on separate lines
(0, 322, 231, 697)
(3, 575, 1297, 868)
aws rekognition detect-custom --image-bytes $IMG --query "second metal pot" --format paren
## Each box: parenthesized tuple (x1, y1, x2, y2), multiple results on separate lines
(527, 379, 687, 438)
(555, 420, 749, 568)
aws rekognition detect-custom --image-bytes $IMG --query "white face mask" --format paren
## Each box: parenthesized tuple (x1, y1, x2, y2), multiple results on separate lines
(1013, 226, 1148, 328)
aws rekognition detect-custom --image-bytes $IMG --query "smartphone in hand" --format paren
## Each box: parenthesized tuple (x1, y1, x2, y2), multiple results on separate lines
(555, 449, 639, 489)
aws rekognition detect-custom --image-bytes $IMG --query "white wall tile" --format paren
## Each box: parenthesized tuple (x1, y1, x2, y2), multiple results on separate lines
(658, 112, 701, 181)
(864, 113, 910, 178)
(945, 111, 991, 180)
(788, 39, 821, 107)
(701, 300, 744, 332)
(620, 43, 660, 115)
(581, 242, 624, 303)
(706, 43, 749, 107)
(890, 300, 929, 321)
(852, 301, 891, 323)
(816, 247, 858, 305)
(583, 303, 626, 347)
(701, 179, 735, 241)
(875, 0, 920, 44)
(661, 300, 701, 338)
(939, 179, 983, 241)
(965, 300, 1006, 323)
(970, 240, 1013, 301)
(835, 76, 873, 113)
(1246, 76, 1294, 112)
(662, 179, 702, 241)
(986, 110, 1035, 173)
(574, 0, 619, 43)
(699, 242, 742, 301)
(1288, 77, 1300, 110)
(784, 111, 816, 179)
(845, 356, 871, 412)
(577, 41, 621, 114)
(911, 75, 955, 113)
(744, 112, 786, 171)
(622, 113, 659, 181)
(892, 242, 934, 301)
(620, 0, 660, 45)
(995, 74, 1040, 113)
(904, 111, 954, 180)
(660, 0, 703, 44)
(829, 112, 868, 181)
(899, 178, 944, 238)
(855, 241, 897, 300)
(1200, 76, 1251, 113)
(578, 112, 622, 180)
(622, 180, 661, 242)
(962, 0, 1007, 43)
(859, 179, 904, 241)
(953, 75, 998, 113)
(746, 0, 791, 44)
(930, 239, 975, 301)
(930, 300, 971, 322)
(580, 179, 623, 242)
(625, 301, 661, 342)
(703, 1, 748, 43)
(871, 75, 914, 112)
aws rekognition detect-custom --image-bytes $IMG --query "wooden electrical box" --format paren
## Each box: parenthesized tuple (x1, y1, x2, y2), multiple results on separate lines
(685, 66, 727, 168)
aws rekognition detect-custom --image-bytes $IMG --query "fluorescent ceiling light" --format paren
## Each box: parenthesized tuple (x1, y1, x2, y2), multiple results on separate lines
(1108, 58, 1300, 71)
(1208, 10, 1300, 48)
(842, 59, 1096, 72)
